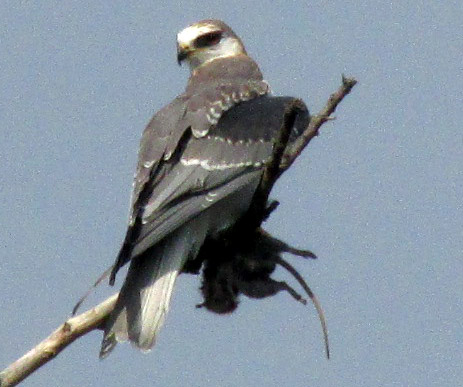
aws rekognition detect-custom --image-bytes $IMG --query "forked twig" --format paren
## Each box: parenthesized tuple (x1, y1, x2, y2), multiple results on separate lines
(72, 266, 113, 315)
(280, 75, 357, 172)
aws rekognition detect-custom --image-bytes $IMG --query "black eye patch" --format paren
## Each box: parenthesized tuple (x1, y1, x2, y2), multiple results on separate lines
(194, 31, 222, 48)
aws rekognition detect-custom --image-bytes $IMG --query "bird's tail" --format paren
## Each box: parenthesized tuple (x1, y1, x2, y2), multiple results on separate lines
(100, 224, 206, 358)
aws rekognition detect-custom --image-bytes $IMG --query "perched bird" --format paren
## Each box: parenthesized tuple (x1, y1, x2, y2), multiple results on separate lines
(100, 19, 310, 358)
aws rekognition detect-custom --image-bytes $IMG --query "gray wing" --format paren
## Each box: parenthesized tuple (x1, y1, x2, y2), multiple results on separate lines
(137, 96, 311, 244)
(110, 95, 309, 283)
(101, 95, 309, 356)
(109, 95, 190, 283)
(128, 94, 189, 226)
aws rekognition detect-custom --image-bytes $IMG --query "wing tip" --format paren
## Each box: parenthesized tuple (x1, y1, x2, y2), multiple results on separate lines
(99, 333, 118, 359)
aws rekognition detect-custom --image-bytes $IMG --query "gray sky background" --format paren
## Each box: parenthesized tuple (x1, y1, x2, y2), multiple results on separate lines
(1, 1, 462, 386)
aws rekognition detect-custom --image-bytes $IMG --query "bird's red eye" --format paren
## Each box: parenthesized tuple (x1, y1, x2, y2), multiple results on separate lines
(194, 32, 222, 48)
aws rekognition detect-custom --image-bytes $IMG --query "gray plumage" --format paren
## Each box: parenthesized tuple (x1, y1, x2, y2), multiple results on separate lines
(100, 19, 309, 358)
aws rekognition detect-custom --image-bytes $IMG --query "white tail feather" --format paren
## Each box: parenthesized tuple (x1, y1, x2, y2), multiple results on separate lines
(134, 238, 187, 350)
(101, 218, 209, 358)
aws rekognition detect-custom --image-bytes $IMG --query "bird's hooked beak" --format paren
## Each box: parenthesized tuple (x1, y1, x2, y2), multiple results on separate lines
(177, 43, 189, 65)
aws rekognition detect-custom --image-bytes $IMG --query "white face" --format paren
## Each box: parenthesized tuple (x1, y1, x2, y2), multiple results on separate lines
(177, 22, 246, 70)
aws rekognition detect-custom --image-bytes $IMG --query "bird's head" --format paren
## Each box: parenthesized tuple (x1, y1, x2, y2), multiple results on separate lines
(177, 19, 247, 71)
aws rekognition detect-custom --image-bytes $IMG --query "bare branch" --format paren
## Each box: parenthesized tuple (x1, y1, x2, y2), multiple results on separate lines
(0, 294, 118, 387)
(280, 76, 358, 172)
(0, 76, 356, 385)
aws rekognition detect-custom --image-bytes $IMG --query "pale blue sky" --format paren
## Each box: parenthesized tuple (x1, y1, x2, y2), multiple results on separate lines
(1, 1, 462, 386)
